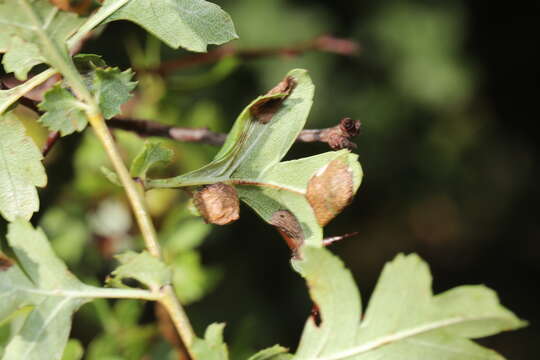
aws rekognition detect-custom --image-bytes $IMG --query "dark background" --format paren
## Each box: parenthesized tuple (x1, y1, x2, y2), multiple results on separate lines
(1, 0, 539, 359)
(190, 1, 540, 358)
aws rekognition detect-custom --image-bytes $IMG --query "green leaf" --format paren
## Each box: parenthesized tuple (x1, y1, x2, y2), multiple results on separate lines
(192, 323, 229, 360)
(130, 141, 173, 181)
(73, 53, 107, 71)
(0, 220, 91, 360)
(100, 166, 122, 186)
(0, 112, 47, 221)
(147, 69, 362, 246)
(38, 84, 88, 136)
(99, 0, 238, 52)
(37, 65, 136, 135)
(291, 247, 527, 360)
(0, 0, 84, 80)
(93, 67, 137, 119)
(61, 339, 84, 360)
(248, 345, 293, 360)
(0, 220, 156, 360)
(108, 251, 171, 290)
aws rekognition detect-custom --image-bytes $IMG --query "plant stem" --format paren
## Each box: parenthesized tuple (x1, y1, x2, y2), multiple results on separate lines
(107, 117, 360, 149)
(14, 1, 196, 356)
(68, 0, 130, 48)
(22, 286, 160, 301)
(161, 285, 196, 350)
(0, 68, 57, 115)
(85, 111, 196, 357)
(86, 111, 161, 258)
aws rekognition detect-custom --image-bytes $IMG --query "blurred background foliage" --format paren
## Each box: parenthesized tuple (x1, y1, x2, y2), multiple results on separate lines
(1, 0, 538, 359)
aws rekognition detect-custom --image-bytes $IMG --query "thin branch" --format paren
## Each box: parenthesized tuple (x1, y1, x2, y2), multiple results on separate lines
(108, 117, 361, 150)
(85, 111, 197, 356)
(153, 35, 360, 76)
(33, 107, 359, 157)
(42, 131, 60, 156)
(0, 35, 359, 109)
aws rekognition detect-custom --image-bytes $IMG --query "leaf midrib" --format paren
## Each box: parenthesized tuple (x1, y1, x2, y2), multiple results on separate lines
(19, 297, 72, 359)
(316, 315, 509, 360)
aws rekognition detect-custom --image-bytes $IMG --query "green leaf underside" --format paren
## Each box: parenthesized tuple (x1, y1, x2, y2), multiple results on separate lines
(100, 0, 238, 52)
(147, 69, 362, 246)
(0, 0, 84, 80)
(0, 220, 91, 360)
(0, 220, 157, 359)
(130, 141, 173, 180)
(290, 247, 526, 360)
(0, 112, 47, 221)
(108, 251, 171, 290)
(192, 323, 229, 360)
(38, 84, 88, 136)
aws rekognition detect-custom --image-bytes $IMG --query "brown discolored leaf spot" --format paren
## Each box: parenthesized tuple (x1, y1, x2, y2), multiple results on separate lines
(307, 159, 354, 226)
(193, 183, 240, 225)
(0, 253, 14, 271)
(269, 210, 304, 252)
(250, 76, 296, 124)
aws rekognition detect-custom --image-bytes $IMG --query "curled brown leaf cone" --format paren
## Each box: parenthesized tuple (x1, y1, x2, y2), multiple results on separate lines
(307, 158, 354, 226)
(193, 183, 240, 225)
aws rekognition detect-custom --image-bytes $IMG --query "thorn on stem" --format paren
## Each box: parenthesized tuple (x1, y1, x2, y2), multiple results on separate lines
(323, 231, 359, 247)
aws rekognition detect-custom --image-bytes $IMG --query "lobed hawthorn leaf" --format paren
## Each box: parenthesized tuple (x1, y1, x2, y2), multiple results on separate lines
(247, 345, 293, 360)
(147, 69, 362, 247)
(107, 251, 171, 290)
(0, 220, 92, 360)
(0, 111, 47, 222)
(191, 323, 228, 360)
(37, 84, 88, 136)
(0, 220, 158, 360)
(98, 0, 238, 52)
(130, 141, 173, 181)
(0, 0, 84, 80)
(287, 247, 527, 360)
(37, 63, 136, 136)
(93, 66, 137, 119)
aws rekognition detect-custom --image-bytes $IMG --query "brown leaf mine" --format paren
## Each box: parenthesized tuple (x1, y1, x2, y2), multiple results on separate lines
(193, 183, 240, 225)
(307, 159, 354, 226)
(0, 253, 14, 272)
(269, 210, 304, 251)
(250, 76, 296, 124)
